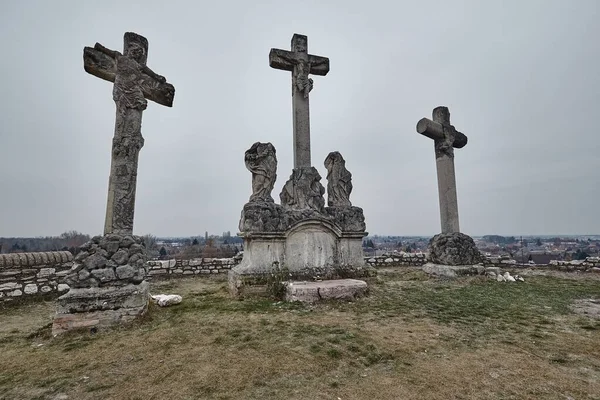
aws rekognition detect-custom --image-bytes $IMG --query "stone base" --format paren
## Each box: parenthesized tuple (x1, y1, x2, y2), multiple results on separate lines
(422, 263, 485, 278)
(52, 281, 149, 335)
(285, 279, 368, 303)
(228, 264, 375, 298)
(230, 217, 375, 298)
(428, 232, 483, 266)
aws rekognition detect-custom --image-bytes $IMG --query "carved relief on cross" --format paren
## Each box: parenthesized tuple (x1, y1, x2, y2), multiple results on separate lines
(269, 34, 330, 169)
(83, 32, 175, 235)
(416, 106, 468, 234)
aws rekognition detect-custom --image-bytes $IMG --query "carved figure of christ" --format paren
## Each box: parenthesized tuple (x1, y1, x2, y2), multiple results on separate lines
(416, 106, 468, 234)
(269, 34, 330, 169)
(83, 32, 175, 235)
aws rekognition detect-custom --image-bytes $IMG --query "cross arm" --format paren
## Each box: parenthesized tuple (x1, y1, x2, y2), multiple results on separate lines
(269, 49, 330, 76)
(416, 118, 468, 148)
(307, 55, 329, 76)
(269, 48, 295, 71)
(83, 44, 175, 107)
(83, 45, 117, 83)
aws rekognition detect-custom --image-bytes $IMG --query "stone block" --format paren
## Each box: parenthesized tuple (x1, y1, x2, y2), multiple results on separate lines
(285, 279, 368, 303)
(58, 284, 70, 292)
(189, 259, 202, 267)
(0, 282, 21, 291)
(116, 265, 136, 280)
(37, 267, 56, 279)
(41, 286, 52, 293)
(0, 270, 21, 277)
(56, 282, 149, 314)
(24, 284, 38, 295)
(149, 269, 167, 276)
(10, 289, 23, 297)
(91, 268, 117, 283)
(422, 263, 485, 278)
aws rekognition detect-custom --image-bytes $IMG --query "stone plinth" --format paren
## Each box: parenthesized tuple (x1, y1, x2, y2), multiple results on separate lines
(52, 234, 149, 334)
(428, 232, 482, 266)
(234, 141, 373, 299)
(52, 282, 149, 335)
(285, 279, 368, 303)
(229, 217, 374, 297)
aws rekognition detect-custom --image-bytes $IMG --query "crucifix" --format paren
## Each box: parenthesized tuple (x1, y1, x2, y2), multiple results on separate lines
(269, 34, 329, 169)
(83, 32, 175, 235)
(416, 106, 468, 234)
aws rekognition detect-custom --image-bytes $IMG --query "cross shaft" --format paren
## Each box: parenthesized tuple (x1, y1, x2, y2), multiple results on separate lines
(83, 32, 175, 235)
(269, 34, 329, 169)
(416, 106, 468, 234)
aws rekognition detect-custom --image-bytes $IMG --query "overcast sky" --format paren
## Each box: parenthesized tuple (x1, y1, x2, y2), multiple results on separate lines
(0, 0, 598, 237)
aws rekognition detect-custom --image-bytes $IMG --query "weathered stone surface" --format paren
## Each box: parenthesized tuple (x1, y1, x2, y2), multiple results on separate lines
(428, 232, 482, 266)
(56, 281, 149, 314)
(245, 142, 277, 203)
(116, 265, 136, 280)
(24, 284, 38, 295)
(280, 167, 325, 212)
(84, 254, 107, 270)
(324, 151, 352, 207)
(285, 279, 368, 303)
(422, 263, 484, 278)
(416, 106, 466, 234)
(269, 34, 329, 169)
(91, 268, 116, 283)
(324, 206, 366, 232)
(111, 249, 129, 265)
(84, 32, 174, 235)
(0, 282, 21, 291)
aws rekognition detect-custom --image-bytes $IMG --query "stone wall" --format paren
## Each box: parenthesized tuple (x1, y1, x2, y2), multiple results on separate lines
(147, 256, 241, 278)
(0, 251, 73, 302)
(365, 253, 428, 268)
(482, 255, 600, 272)
(3, 251, 598, 302)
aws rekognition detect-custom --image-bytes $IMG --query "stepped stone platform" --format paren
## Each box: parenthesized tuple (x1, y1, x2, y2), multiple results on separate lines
(285, 279, 368, 303)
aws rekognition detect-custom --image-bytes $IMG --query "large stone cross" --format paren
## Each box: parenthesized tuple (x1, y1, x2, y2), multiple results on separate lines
(83, 32, 175, 235)
(416, 106, 468, 234)
(269, 34, 329, 169)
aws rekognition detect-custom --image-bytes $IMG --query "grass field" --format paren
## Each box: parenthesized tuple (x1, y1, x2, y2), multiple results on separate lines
(1, 268, 599, 400)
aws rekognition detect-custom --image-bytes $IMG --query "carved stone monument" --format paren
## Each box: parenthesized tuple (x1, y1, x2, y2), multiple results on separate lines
(53, 32, 175, 334)
(229, 34, 373, 297)
(416, 106, 482, 266)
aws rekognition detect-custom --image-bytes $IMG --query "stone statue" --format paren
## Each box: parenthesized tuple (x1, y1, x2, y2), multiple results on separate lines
(280, 167, 325, 211)
(245, 142, 277, 202)
(324, 151, 353, 207)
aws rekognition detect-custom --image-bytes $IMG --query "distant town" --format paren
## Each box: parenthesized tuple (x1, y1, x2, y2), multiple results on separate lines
(1, 231, 598, 263)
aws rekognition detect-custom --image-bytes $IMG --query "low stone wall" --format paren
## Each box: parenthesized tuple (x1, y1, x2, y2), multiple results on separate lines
(147, 257, 241, 278)
(483, 255, 600, 273)
(0, 251, 73, 302)
(4, 250, 597, 303)
(365, 253, 428, 268)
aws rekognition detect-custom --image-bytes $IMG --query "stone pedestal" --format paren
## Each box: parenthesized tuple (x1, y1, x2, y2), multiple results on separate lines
(52, 282, 149, 335)
(52, 234, 149, 334)
(233, 144, 374, 298)
(428, 232, 482, 266)
(229, 217, 373, 297)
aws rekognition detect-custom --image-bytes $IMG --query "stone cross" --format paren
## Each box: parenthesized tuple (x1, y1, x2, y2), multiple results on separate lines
(83, 32, 175, 235)
(416, 106, 468, 234)
(269, 34, 329, 169)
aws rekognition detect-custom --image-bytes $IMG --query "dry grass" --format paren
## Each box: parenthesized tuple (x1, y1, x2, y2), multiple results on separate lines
(1, 268, 599, 400)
